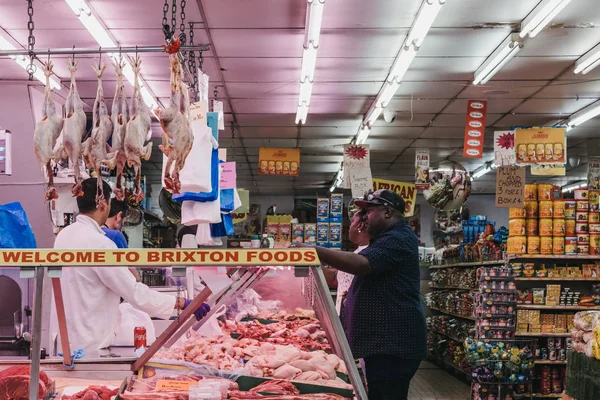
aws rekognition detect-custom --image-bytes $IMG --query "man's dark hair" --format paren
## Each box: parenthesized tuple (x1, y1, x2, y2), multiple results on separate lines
(109, 198, 128, 218)
(177, 225, 197, 246)
(77, 178, 112, 213)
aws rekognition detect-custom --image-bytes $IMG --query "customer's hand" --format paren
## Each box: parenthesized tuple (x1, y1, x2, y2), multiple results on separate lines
(184, 300, 211, 321)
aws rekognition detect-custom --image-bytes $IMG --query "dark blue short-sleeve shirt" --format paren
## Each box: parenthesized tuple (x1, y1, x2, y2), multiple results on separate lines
(343, 220, 427, 360)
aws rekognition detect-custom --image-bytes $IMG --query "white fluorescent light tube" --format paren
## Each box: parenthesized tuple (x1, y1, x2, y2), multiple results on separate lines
(364, 105, 383, 127)
(378, 80, 401, 108)
(300, 45, 318, 82)
(356, 125, 370, 145)
(567, 99, 600, 130)
(471, 164, 493, 180)
(473, 34, 522, 85)
(405, 0, 446, 49)
(304, 0, 325, 48)
(298, 81, 313, 105)
(65, 0, 116, 47)
(0, 33, 61, 90)
(520, 0, 572, 39)
(387, 45, 417, 83)
(295, 105, 309, 124)
(574, 42, 600, 74)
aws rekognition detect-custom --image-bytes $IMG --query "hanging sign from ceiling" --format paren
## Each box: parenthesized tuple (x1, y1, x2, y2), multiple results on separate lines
(463, 100, 487, 158)
(494, 131, 516, 166)
(530, 164, 566, 176)
(372, 178, 416, 217)
(258, 148, 300, 176)
(343, 144, 372, 198)
(495, 166, 525, 208)
(515, 127, 566, 165)
(589, 157, 600, 190)
(415, 149, 430, 190)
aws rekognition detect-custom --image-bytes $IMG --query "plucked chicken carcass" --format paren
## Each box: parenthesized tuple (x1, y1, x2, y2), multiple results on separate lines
(54, 57, 87, 197)
(33, 61, 63, 202)
(157, 52, 193, 194)
(110, 57, 130, 201)
(82, 60, 115, 204)
(123, 56, 153, 203)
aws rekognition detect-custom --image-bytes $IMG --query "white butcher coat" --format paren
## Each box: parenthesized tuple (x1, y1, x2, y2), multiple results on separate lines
(50, 215, 176, 354)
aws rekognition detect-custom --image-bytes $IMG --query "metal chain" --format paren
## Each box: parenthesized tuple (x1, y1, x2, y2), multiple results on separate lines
(198, 51, 204, 71)
(171, 0, 177, 38)
(26, 0, 36, 79)
(179, 0, 187, 45)
(188, 22, 197, 102)
(162, 0, 168, 29)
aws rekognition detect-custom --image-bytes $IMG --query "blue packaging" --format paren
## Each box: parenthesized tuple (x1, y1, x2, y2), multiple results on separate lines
(317, 222, 329, 243)
(329, 241, 342, 249)
(329, 222, 342, 243)
(317, 198, 330, 222)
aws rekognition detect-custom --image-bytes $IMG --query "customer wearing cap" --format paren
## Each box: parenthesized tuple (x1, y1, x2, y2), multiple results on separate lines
(310, 189, 427, 400)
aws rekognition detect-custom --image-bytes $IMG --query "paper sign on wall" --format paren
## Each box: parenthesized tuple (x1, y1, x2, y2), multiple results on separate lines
(258, 148, 300, 176)
(415, 149, 430, 190)
(220, 162, 236, 189)
(531, 164, 566, 176)
(495, 166, 525, 208)
(515, 127, 566, 165)
(589, 158, 600, 190)
(372, 178, 416, 217)
(349, 167, 373, 198)
(463, 100, 487, 158)
(189, 101, 208, 125)
(494, 131, 516, 166)
(343, 144, 371, 189)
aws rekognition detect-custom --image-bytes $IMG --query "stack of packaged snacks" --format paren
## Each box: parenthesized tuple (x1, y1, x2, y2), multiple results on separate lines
(430, 267, 477, 289)
(424, 290, 475, 319)
(589, 189, 600, 254)
(474, 266, 517, 339)
(575, 189, 589, 254)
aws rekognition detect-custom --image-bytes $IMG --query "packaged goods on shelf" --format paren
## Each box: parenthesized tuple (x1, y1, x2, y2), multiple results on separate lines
(425, 290, 474, 320)
(464, 338, 535, 384)
(473, 266, 517, 339)
(304, 223, 317, 246)
(427, 315, 474, 342)
(316, 197, 329, 222)
(430, 268, 476, 289)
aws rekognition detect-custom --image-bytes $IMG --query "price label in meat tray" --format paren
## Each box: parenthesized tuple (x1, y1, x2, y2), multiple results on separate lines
(495, 166, 525, 208)
(155, 380, 197, 391)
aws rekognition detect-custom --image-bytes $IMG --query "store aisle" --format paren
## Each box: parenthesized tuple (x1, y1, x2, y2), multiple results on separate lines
(408, 361, 471, 400)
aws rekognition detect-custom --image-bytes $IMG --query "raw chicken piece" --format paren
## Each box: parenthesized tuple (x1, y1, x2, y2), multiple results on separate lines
(310, 356, 337, 380)
(33, 60, 63, 202)
(293, 328, 310, 338)
(110, 56, 130, 201)
(250, 355, 287, 369)
(249, 379, 300, 395)
(272, 364, 302, 380)
(326, 354, 342, 370)
(82, 60, 115, 204)
(124, 56, 153, 203)
(289, 359, 316, 372)
(274, 345, 302, 363)
(296, 371, 321, 382)
(157, 49, 193, 194)
(55, 57, 86, 196)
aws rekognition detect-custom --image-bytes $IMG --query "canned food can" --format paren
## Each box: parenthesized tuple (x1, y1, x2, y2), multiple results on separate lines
(526, 219, 539, 236)
(577, 201, 589, 212)
(538, 184, 553, 201)
(565, 219, 577, 236)
(553, 237, 565, 254)
(541, 237, 553, 254)
(590, 235, 600, 255)
(578, 234, 590, 245)
(134, 326, 147, 349)
(539, 219, 553, 236)
(590, 213, 600, 223)
(508, 236, 527, 255)
(576, 222, 589, 234)
(525, 184, 538, 201)
(553, 200, 566, 218)
(509, 219, 527, 236)
(565, 201, 577, 218)
(576, 211, 589, 222)
(590, 224, 600, 234)
(578, 245, 589, 255)
(559, 349, 567, 361)
(541, 348, 549, 360)
(575, 189, 589, 201)
(528, 236, 540, 254)
(589, 190, 600, 210)
(565, 237, 578, 254)
(510, 207, 527, 218)
(525, 201, 539, 218)
(539, 201, 554, 218)
(553, 219, 565, 237)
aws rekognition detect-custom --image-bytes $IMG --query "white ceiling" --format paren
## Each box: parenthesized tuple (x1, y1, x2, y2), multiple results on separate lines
(1, 0, 600, 195)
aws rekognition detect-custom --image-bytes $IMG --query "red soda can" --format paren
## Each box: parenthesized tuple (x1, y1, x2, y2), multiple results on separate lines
(134, 326, 147, 348)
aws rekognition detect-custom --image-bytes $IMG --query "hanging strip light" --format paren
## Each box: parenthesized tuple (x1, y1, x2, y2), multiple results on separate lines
(566, 99, 600, 131)
(520, 0, 572, 39)
(471, 161, 496, 180)
(473, 34, 523, 85)
(574, 42, 600, 75)
(562, 181, 587, 193)
(296, 0, 325, 124)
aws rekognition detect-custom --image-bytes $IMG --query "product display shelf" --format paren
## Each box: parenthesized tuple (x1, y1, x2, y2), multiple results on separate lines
(531, 394, 564, 399)
(429, 260, 505, 269)
(430, 285, 478, 291)
(443, 360, 471, 376)
(431, 329, 467, 344)
(534, 360, 568, 365)
(516, 278, 600, 282)
(0, 249, 369, 400)
(517, 305, 600, 311)
(430, 307, 476, 321)
(515, 332, 571, 338)
(509, 255, 600, 261)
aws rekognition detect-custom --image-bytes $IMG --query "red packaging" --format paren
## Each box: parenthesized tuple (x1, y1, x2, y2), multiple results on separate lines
(134, 326, 147, 349)
(463, 100, 487, 158)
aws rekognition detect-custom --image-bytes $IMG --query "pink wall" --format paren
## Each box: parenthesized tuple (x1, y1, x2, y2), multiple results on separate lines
(0, 84, 55, 249)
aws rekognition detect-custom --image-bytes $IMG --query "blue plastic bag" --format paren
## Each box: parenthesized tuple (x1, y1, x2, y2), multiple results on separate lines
(220, 189, 236, 213)
(0, 202, 37, 248)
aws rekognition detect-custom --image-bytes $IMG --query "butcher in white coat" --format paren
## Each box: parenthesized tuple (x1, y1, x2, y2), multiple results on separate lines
(51, 178, 209, 354)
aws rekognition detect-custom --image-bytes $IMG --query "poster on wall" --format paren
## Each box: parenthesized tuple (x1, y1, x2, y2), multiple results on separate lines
(515, 127, 566, 165)
(531, 164, 566, 176)
(415, 149, 430, 190)
(220, 162, 237, 189)
(343, 144, 372, 197)
(372, 178, 417, 217)
(589, 157, 600, 189)
(463, 100, 487, 158)
(494, 131, 516, 166)
(495, 166, 525, 208)
(258, 148, 300, 176)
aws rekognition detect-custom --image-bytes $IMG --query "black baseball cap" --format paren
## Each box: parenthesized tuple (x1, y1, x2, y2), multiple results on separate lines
(354, 189, 406, 214)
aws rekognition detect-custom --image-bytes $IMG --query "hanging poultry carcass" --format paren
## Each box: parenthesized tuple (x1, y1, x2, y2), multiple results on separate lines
(123, 56, 153, 203)
(82, 59, 115, 204)
(157, 51, 194, 194)
(110, 56, 130, 201)
(33, 61, 63, 202)
(54, 57, 87, 197)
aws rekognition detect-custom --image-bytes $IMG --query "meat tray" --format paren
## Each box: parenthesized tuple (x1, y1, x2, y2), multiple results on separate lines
(235, 376, 353, 398)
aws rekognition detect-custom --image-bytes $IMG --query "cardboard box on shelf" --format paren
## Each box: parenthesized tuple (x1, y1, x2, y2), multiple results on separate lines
(304, 223, 317, 246)
(317, 222, 329, 245)
(330, 193, 344, 222)
(292, 223, 304, 244)
(317, 198, 330, 222)
(278, 224, 291, 244)
(329, 223, 342, 243)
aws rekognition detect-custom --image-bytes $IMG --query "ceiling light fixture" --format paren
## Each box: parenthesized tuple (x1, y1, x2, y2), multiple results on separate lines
(0, 32, 61, 90)
(330, 167, 344, 191)
(574, 42, 600, 75)
(64, 0, 160, 110)
(356, 125, 371, 145)
(562, 181, 587, 193)
(405, 0, 447, 48)
(567, 99, 600, 131)
(520, 0, 572, 39)
(471, 161, 496, 180)
(296, 0, 325, 125)
(473, 34, 523, 85)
